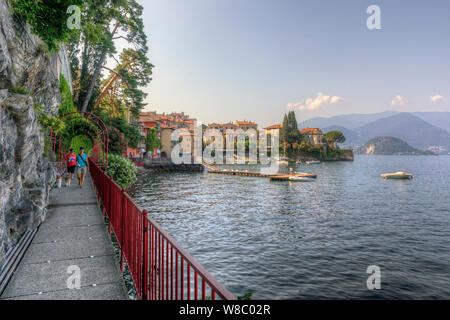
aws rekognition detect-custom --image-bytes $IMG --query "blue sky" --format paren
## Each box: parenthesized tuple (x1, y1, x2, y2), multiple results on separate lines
(136, 0, 450, 127)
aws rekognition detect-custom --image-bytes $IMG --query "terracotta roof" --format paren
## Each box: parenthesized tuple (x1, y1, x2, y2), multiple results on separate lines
(235, 121, 257, 125)
(264, 124, 283, 130)
(139, 115, 159, 122)
(300, 128, 323, 135)
(208, 123, 236, 127)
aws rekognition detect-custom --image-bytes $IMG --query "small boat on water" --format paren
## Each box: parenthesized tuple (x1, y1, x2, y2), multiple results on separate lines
(296, 172, 317, 178)
(381, 172, 414, 180)
(306, 160, 320, 165)
(277, 157, 290, 165)
(289, 176, 315, 182)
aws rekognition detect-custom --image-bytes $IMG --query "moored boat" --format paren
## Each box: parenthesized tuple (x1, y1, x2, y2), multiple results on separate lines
(289, 176, 315, 182)
(306, 160, 320, 165)
(296, 173, 317, 178)
(381, 172, 414, 180)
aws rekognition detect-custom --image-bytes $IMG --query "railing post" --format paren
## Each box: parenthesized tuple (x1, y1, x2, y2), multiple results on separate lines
(120, 188, 126, 273)
(108, 175, 113, 237)
(142, 209, 149, 300)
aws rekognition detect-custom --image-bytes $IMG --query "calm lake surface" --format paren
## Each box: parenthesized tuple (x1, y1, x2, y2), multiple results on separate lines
(129, 156, 450, 299)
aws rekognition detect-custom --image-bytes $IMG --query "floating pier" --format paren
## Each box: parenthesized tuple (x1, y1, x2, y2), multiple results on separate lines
(203, 163, 317, 181)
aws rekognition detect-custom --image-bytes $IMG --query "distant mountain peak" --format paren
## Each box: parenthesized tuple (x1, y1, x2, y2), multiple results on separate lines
(356, 136, 434, 155)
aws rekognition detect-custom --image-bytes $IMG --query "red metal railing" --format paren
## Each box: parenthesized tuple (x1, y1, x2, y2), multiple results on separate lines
(88, 158, 235, 300)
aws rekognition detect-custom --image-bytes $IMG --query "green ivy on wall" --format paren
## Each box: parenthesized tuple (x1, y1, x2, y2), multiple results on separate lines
(11, 0, 83, 51)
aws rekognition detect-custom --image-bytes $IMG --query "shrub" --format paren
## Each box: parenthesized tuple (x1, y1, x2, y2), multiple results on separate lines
(8, 85, 29, 95)
(106, 154, 137, 190)
(36, 104, 66, 135)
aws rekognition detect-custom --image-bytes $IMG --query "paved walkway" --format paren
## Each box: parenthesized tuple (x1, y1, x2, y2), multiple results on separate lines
(1, 174, 128, 300)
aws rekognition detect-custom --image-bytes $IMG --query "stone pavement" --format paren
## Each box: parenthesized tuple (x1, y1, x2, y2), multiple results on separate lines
(0, 174, 128, 300)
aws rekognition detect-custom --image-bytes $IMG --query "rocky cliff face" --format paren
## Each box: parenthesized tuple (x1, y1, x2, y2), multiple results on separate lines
(0, 0, 71, 266)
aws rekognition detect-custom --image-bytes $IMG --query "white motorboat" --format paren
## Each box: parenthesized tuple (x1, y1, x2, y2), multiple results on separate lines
(306, 160, 320, 165)
(289, 176, 315, 182)
(381, 172, 414, 180)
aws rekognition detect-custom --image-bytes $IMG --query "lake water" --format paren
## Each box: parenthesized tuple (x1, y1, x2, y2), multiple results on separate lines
(129, 156, 450, 299)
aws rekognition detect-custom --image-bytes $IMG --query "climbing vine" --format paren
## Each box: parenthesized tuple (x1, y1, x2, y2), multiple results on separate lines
(11, 0, 83, 51)
(35, 105, 66, 135)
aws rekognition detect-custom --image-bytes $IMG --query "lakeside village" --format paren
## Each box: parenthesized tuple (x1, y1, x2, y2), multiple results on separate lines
(124, 110, 353, 166)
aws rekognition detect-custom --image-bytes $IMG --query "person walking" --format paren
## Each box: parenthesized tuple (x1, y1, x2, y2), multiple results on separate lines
(65, 148, 77, 187)
(76, 147, 89, 189)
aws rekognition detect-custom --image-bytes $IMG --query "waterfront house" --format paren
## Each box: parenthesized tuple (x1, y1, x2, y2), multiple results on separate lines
(235, 121, 258, 131)
(125, 111, 197, 158)
(263, 124, 283, 151)
(206, 121, 259, 150)
(300, 128, 324, 145)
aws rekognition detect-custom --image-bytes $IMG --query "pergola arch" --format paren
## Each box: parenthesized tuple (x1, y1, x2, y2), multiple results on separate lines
(49, 111, 109, 173)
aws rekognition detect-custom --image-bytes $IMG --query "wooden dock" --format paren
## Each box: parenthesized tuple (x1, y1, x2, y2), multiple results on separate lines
(202, 162, 317, 181)
(207, 169, 317, 181)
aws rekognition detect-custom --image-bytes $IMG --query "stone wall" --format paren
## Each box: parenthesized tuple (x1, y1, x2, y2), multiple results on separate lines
(0, 0, 71, 266)
(140, 158, 204, 172)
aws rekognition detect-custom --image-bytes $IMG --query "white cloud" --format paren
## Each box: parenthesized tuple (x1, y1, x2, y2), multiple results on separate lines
(430, 94, 444, 103)
(287, 92, 344, 111)
(391, 95, 408, 107)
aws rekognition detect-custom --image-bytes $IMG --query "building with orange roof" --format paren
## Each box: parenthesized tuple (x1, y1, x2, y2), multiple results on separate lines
(262, 124, 282, 150)
(263, 124, 283, 131)
(125, 110, 197, 158)
(300, 128, 324, 145)
(205, 121, 258, 151)
(207, 121, 258, 134)
(234, 121, 258, 131)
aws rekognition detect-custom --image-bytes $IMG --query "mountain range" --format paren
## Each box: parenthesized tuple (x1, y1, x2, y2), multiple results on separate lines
(298, 112, 450, 154)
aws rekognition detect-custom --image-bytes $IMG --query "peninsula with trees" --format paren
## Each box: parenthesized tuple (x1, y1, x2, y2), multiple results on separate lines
(268, 111, 354, 161)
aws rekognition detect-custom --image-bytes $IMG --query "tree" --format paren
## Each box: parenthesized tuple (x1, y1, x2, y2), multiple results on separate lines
(69, 0, 150, 113)
(323, 130, 346, 147)
(281, 111, 302, 145)
(94, 49, 153, 120)
(146, 127, 161, 156)
(281, 114, 289, 143)
(108, 127, 127, 155)
(287, 111, 298, 132)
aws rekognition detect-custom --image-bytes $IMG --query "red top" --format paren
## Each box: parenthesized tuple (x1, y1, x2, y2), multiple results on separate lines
(65, 153, 77, 167)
